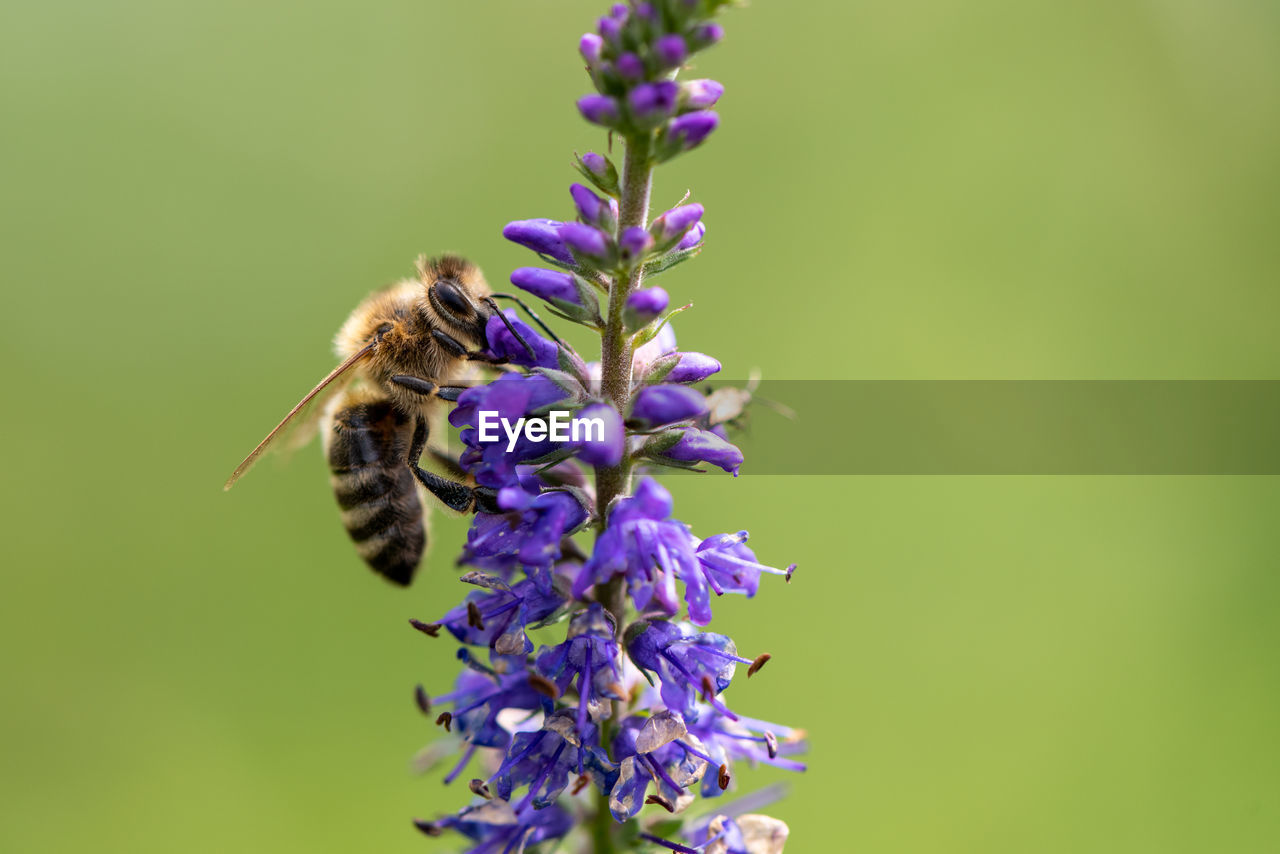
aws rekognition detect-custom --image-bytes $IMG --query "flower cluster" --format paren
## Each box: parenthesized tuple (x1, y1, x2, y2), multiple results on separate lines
(410, 3, 804, 852)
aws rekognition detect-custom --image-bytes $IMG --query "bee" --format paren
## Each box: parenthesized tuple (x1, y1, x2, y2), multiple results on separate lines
(225, 254, 546, 586)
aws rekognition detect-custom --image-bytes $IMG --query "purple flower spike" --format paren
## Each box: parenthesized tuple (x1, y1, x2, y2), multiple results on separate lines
(655, 34, 687, 68)
(619, 226, 656, 261)
(580, 33, 604, 66)
(628, 81, 680, 125)
(558, 221, 614, 264)
(666, 351, 721, 383)
(577, 94, 620, 127)
(651, 203, 705, 246)
(503, 218, 574, 264)
(510, 267, 580, 305)
(667, 110, 719, 151)
(665, 428, 744, 475)
(681, 78, 724, 110)
(626, 287, 669, 325)
(631, 384, 707, 427)
(616, 51, 645, 81)
(405, 6, 803, 849)
(676, 220, 706, 251)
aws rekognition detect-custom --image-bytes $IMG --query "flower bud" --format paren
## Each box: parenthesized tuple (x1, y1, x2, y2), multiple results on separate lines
(575, 151, 620, 197)
(609, 3, 629, 19)
(666, 351, 721, 383)
(649, 203, 704, 249)
(569, 183, 616, 231)
(666, 110, 719, 152)
(624, 286, 668, 331)
(570, 402, 625, 467)
(663, 427, 743, 475)
(631, 384, 707, 427)
(655, 34, 687, 69)
(618, 227, 655, 266)
(680, 79, 724, 111)
(598, 15, 623, 45)
(484, 313, 559, 369)
(688, 22, 724, 51)
(558, 221, 615, 267)
(616, 51, 645, 81)
(502, 218, 574, 265)
(627, 81, 679, 127)
(579, 33, 604, 67)
(577, 94, 621, 127)
(510, 267, 579, 305)
(676, 220, 706, 251)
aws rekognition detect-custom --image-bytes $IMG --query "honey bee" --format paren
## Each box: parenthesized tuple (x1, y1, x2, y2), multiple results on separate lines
(225, 254, 544, 586)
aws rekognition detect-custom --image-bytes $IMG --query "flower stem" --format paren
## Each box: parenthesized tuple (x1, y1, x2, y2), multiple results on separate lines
(592, 788, 617, 854)
(595, 134, 653, 502)
(591, 133, 653, 854)
(595, 132, 653, 616)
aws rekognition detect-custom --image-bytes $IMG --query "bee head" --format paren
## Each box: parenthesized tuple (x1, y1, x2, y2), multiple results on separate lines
(416, 254, 492, 348)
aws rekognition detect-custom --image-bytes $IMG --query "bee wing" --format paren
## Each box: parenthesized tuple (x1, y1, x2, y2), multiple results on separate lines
(223, 343, 375, 490)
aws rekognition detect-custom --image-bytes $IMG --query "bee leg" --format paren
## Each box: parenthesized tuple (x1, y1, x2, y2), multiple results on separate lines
(390, 375, 470, 402)
(431, 329, 514, 367)
(431, 330, 469, 358)
(426, 446, 470, 481)
(389, 375, 477, 478)
(406, 416, 500, 514)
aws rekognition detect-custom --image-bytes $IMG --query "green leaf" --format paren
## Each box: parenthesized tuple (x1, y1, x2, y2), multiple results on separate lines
(642, 244, 702, 278)
(632, 303, 691, 349)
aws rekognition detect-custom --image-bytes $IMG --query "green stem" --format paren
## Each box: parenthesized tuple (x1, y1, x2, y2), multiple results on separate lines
(589, 132, 654, 854)
(595, 131, 653, 573)
(592, 786, 617, 853)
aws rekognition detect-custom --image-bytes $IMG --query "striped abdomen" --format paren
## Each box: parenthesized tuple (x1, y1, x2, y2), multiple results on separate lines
(327, 396, 424, 585)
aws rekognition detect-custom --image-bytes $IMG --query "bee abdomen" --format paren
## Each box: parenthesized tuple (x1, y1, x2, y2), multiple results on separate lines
(327, 399, 425, 586)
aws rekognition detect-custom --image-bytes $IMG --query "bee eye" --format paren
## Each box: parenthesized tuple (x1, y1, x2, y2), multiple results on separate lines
(433, 280, 471, 317)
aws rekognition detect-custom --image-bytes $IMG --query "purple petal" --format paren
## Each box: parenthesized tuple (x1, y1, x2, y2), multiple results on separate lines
(503, 218, 573, 264)
(665, 428, 743, 475)
(510, 267, 579, 305)
(631, 384, 707, 427)
(577, 95, 620, 126)
(666, 352, 720, 383)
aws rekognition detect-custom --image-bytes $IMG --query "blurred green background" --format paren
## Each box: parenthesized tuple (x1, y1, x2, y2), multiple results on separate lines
(3, 1, 1278, 851)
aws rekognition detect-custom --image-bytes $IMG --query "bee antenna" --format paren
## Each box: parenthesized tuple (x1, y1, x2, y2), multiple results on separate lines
(488, 293, 564, 346)
(481, 296, 538, 361)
